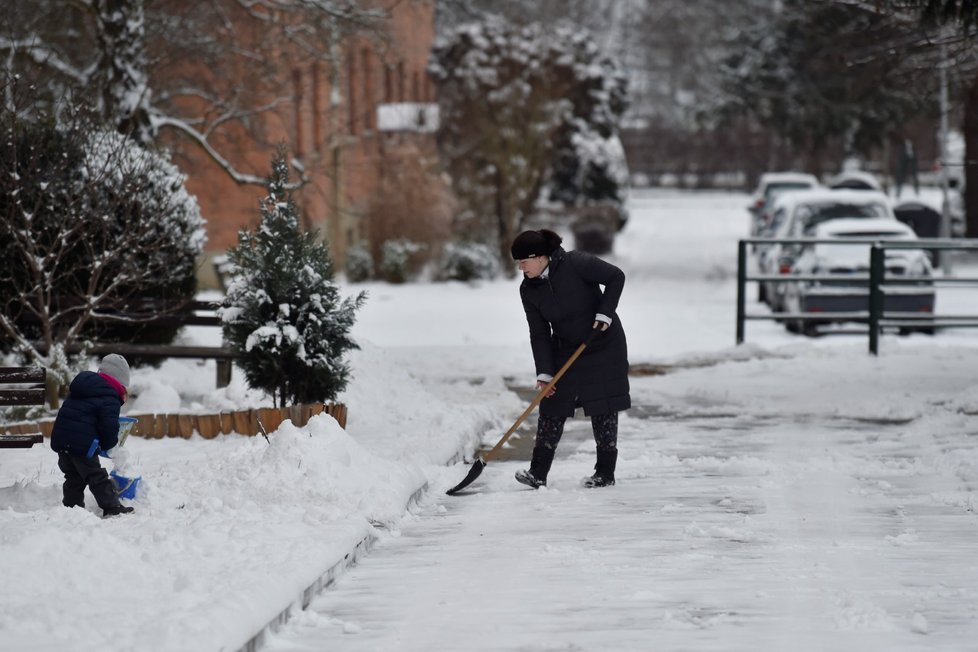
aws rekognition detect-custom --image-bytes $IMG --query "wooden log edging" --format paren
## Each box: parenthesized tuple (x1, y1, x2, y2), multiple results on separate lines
(0, 403, 347, 439)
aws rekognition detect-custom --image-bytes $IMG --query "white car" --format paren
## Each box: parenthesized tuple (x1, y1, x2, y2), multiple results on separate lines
(748, 172, 821, 236)
(757, 188, 896, 311)
(781, 218, 934, 336)
(827, 170, 884, 192)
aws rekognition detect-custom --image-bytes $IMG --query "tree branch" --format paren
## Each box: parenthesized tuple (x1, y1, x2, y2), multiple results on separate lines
(0, 38, 89, 83)
(153, 114, 266, 185)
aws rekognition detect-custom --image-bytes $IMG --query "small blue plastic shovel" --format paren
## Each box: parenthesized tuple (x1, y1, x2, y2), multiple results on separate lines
(110, 417, 141, 499)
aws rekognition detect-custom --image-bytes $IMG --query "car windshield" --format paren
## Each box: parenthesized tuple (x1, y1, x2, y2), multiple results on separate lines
(797, 202, 888, 233)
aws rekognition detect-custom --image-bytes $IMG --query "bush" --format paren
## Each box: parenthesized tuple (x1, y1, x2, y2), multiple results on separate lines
(345, 245, 374, 282)
(380, 239, 425, 284)
(0, 110, 204, 376)
(436, 242, 501, 281)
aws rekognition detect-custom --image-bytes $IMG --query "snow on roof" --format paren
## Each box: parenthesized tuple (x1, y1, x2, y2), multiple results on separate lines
(828, 169, 883, 191)
(757, 171, 820, 187)
(759, 171, 819, 182)
(893, 192, 944, 213)
(770, 188, 893, 213)
(813, 217, 916, 238)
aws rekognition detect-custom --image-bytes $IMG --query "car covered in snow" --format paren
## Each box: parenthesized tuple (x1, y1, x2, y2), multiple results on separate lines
(781, 218, 934, 336)
(756, 188, 895, 311)
(748, 172, 821, 236)
(827, 169, 884, 192)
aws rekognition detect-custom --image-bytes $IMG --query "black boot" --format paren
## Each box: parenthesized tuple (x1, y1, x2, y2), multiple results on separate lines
(516, 445, 556, 488)
(583, 449, 617, 488)
(102, 504, 134, 518)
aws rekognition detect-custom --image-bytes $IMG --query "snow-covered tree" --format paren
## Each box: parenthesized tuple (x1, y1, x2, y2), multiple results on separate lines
(714, 1, 936, 173)
(430, 17, 627, 270)
(221, 154, 365, 408)
(0, 90, 205, 406)
(545, 28, 629, 210)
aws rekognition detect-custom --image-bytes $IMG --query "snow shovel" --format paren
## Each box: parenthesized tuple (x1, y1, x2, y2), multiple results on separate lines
(446, 329, 599, 495)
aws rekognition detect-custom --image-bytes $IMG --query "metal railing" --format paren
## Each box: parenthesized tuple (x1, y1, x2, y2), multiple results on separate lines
(736, 237, 978, 354)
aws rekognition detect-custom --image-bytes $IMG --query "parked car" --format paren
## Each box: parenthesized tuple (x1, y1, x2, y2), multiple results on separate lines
(781, 218, 934, 336)
(827, 170, 883, 192)
(756, 189, 896, 311)
(748, 172, 821, 236)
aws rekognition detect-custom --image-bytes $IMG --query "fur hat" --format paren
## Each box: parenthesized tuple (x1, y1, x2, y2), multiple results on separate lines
(511, 229, 562, 260)
(98, 354, 131, 388)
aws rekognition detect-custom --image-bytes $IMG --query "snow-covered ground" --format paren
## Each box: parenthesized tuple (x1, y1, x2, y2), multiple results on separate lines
(2, 189, 977, 651)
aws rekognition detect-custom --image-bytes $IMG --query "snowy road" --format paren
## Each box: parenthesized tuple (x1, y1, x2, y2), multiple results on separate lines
(265, 393, 978, 652)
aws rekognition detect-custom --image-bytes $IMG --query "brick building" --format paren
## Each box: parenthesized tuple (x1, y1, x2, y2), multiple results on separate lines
(159, 0, 446, 287)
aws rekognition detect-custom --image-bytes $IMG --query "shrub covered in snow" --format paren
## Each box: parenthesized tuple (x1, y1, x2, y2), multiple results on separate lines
(344, 245, 375, 282)
(0, 109, 205, 401)
(380, 239, 425, 284)
(220, 155, 366, 406)
(436, 242, 500, 282)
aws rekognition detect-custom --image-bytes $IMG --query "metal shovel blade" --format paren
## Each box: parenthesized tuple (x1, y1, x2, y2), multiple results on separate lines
(443, 338, 595, 498)
(445, 457, 486, 495)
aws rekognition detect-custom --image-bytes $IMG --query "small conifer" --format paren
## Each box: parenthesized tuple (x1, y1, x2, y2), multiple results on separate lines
(221, 153, 366, 407)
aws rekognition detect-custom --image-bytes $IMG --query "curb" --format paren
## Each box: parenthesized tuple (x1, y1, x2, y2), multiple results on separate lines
(233, 428, 484, 652)
(236, 480, 430, 652)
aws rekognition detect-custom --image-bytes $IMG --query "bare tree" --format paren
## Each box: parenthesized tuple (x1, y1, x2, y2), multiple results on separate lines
(1, 0, 387, 186)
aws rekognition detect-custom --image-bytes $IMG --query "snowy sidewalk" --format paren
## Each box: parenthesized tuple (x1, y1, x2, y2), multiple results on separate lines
(4, 189, 978, 651)
(0, 344, 518, 652)
(264, 348, 978, 652)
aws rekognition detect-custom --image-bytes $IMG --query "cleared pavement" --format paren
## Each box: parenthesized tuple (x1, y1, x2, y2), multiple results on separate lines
(265, 398, 977, 652)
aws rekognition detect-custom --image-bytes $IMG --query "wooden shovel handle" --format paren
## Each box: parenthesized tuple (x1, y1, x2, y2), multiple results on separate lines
(484, 331, 596, 463)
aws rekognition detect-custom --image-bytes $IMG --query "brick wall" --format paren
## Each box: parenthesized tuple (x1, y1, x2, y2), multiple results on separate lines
(158, 0, 440, 277)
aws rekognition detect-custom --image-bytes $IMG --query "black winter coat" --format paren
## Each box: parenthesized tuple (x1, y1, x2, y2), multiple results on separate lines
(519, 247, 630, 418)
(50, 371, 123, 456)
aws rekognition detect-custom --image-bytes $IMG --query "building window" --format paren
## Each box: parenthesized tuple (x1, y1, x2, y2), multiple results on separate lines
(384, 64, 393, 103)
(347, 53, 357, 135)
(412, 71, 420, 102)
(362, 47, 374, 131)
(397, 61, 405, 102)
(292, 67, 304, 157)
(312, 62, 323, 148)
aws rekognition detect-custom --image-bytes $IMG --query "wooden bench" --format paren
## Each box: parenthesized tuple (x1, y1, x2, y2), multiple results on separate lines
(34, 300, 239, 388)
(97, 300, 236, 387)
(0, 367, 46, 448)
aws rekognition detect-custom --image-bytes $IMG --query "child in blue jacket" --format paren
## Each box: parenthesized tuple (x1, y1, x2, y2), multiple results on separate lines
(50, 354, 134, 517)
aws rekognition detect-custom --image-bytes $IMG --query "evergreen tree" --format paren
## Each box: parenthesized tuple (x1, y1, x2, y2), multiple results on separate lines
(221, 154, 366, 408)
